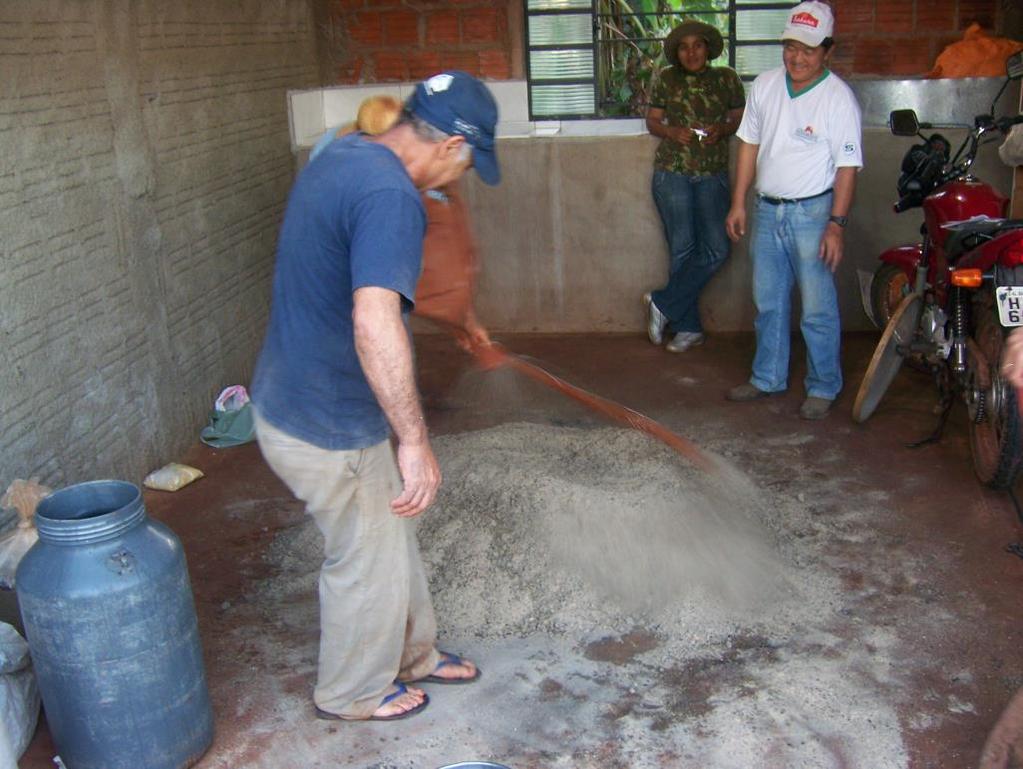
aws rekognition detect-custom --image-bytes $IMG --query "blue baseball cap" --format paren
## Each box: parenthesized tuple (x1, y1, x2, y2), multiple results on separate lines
(406, 71, 500, 185)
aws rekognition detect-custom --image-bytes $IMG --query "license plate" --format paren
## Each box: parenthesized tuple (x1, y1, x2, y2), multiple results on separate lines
(996, 286, 1023, 326)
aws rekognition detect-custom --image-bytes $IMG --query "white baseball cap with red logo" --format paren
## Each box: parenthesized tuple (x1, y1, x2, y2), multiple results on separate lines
(782, 1, 835, 47)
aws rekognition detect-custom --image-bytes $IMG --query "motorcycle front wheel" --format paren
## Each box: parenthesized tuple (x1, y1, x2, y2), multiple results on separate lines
(870, 263, 911, 330)
(853, 292, 924, 423)
(967, 297, 1023, 489)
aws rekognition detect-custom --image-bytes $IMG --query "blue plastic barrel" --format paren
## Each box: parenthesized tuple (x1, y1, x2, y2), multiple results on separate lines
(15, 480, 213, 769)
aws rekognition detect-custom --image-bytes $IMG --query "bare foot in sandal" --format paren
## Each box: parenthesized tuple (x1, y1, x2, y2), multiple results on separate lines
(417, 651, 480, 684)
(316, 682, 429, 722)
(372, 683, 428, 719)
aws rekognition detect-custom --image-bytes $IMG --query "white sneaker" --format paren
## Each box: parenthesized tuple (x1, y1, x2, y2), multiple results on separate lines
(644, 293, 668, 345)
(666, 332, 705, 353)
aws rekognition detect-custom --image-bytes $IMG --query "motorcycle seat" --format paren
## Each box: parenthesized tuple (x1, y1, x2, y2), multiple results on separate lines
(945, 219, 1023, 260)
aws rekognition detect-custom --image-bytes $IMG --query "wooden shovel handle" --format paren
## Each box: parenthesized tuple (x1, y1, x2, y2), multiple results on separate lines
(469, 340, 717, 474)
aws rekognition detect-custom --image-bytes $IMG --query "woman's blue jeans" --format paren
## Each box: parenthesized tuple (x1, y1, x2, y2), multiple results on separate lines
(749, 194, 842, 399)
(650, 170, 731, 335)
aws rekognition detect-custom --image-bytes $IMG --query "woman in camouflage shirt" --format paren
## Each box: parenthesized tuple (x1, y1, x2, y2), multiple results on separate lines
(644, 20, 745, 352)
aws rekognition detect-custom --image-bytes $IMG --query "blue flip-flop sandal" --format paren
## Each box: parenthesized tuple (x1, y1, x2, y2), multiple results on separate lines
(315, 682, 430, 721)
(416, 651, 482, 685)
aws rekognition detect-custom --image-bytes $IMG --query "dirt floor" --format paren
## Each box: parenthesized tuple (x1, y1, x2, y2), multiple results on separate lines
(17, 331, 1023, 769)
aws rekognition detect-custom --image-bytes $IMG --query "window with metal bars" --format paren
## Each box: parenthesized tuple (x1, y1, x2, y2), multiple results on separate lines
(525, 0, 797, 120)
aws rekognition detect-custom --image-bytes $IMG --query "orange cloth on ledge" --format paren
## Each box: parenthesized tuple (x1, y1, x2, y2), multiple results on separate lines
(928, 24, 1023, 79)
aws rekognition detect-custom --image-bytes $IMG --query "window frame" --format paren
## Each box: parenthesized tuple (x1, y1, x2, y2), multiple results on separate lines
(524, 0, 797, 121)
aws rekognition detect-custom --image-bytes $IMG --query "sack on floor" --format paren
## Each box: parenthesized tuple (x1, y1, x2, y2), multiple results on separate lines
(0, 622, 40, 768)
(200, 386, 255, 448)
(143, 463, 204, 492)
(0, 480, 47, 589)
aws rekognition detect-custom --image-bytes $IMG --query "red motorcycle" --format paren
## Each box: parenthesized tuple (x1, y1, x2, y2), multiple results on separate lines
(853, 52, 1023, 490)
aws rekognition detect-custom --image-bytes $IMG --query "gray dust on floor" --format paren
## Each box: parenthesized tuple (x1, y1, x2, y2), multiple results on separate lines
(213, 418, 971, 769)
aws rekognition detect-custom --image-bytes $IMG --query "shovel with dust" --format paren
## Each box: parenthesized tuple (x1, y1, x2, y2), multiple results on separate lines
(412, 196, 790, 615)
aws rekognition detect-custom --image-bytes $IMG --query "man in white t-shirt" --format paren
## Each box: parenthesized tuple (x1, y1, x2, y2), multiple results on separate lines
(723, 0, 862, 420)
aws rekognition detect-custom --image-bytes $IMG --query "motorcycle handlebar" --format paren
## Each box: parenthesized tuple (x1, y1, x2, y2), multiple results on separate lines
(892, 113, 1021, 209)
(997, 114, 1023, 132)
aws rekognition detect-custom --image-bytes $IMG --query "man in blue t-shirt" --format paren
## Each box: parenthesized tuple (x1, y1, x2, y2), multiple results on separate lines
(251, 71, 499, 722)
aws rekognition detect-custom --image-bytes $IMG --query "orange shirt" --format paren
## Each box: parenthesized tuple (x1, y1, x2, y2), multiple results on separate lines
(413, 182, 478, 333)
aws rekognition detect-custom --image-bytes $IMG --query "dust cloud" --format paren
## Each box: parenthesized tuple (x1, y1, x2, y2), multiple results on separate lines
(416, 423, 830, 660)
(421, 423, 790, 640)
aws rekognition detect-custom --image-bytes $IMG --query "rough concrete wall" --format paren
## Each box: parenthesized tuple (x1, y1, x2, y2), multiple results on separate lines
(460, 128, 1012, 333)
(0, 0, 318, 489)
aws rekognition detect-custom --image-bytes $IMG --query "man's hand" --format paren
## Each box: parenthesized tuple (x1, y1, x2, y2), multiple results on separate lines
(705, 108, 743, 146)
(645, 107, 703, 148)
(672, 125, 697, 145)
(392, 440, 441, 517)
(353, 286, 442, 517)
(821, 167, 856, 273)
(453, 315, 491, 353)
(702, 123, 726, 146)
(727, 141, 757, 243)
(725, 207, 746, 242)
(818, 221, 844, 272)
(1002, 328, 1023, 389)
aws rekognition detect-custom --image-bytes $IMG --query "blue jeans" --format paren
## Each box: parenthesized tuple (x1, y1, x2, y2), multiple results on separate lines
(650, 170, 731, 334)
(749, 194, 842, 399)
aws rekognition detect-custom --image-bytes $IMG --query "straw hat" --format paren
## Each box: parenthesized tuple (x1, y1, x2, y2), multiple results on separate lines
(663, 20, 724, 64)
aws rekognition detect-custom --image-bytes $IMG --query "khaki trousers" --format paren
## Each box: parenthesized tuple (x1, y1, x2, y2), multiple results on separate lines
(254, 413, 440, 719)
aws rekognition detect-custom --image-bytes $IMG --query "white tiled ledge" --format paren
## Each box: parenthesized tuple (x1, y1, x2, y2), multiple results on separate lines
(287, 79, 648, 151)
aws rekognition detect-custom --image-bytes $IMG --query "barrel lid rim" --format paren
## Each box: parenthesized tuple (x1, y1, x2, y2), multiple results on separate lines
(35, 480, 142, 524)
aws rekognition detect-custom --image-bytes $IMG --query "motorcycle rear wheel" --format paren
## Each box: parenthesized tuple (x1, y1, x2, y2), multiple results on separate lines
(853, 292, 924, 424)
(967, 297, 1023, 489)
(870, 263, 911, 330)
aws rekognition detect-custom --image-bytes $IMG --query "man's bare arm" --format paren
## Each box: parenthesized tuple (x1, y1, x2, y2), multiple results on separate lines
(725, 140, 758, 242)
(353, 286, 441, 517)
(818, 166, 857, 271)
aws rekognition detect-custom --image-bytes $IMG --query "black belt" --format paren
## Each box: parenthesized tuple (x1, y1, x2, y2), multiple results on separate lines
(759, 188, 833, 205)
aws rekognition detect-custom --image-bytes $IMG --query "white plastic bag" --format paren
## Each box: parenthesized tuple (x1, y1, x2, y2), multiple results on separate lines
(0, 530, 35, 590)
(999, 123, 1023, 167)
(214, 385, 250, 412)
(0, 622, 40, 769)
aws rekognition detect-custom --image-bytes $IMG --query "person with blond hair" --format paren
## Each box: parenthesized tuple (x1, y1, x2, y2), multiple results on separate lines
(310, 95, 490, 350)
(308, 94, 403, 158)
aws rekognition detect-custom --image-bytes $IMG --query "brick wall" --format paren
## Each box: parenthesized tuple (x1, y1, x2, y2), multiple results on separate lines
(830, 0, 1004, 76)
(325, 0, 517, 83)
(322, 0, 1013, 85)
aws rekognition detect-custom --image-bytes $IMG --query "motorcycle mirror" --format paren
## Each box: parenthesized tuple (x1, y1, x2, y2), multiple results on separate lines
(988, 52, 1023, 116)
(1008, 51, 1023, 80)
(889, 109, 920, 137)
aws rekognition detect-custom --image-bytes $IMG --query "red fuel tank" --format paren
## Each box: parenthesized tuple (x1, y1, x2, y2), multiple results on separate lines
(924, 179, 1007, 248)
